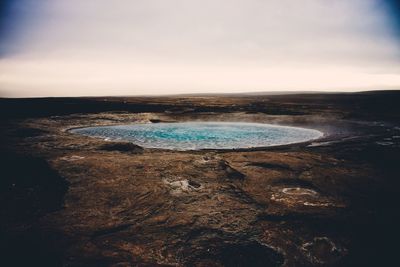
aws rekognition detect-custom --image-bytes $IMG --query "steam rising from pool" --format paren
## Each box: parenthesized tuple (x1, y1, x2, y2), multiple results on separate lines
(71, 122, 323, 150)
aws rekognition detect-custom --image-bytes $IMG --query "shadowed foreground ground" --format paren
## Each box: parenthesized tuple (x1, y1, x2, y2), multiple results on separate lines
(0, 91, 399, 266)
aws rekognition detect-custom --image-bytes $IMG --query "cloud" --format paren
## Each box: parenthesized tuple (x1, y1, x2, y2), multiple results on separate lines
(0, 0, 399, 96)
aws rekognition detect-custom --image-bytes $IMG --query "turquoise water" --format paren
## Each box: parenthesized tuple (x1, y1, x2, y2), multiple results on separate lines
(71, 122, 323, 150)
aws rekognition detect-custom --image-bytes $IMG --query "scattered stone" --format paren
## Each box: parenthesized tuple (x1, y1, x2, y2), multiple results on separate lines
(60, 155, 85, 161)
(282, 187, 318, 196)
(219, 160, 246, 180)
(163, 178, 202, 194)
(375, 141, 394, 146)
(301, 237, 347, 265)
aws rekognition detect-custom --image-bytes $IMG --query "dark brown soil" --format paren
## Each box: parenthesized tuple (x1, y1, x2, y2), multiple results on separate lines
(0, 91, 399, 266)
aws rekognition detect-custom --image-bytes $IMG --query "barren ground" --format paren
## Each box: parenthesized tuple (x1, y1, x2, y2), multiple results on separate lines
(1, 91, 399, 266)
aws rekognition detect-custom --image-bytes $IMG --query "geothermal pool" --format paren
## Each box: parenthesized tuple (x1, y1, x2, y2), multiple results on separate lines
(71, 122, 323, 150)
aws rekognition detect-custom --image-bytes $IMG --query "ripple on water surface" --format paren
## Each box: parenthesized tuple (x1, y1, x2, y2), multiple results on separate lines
(71, 122, 323, 150)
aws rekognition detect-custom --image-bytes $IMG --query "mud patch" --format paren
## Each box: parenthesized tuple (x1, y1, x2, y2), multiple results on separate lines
(245, 162, 292, 171)
(195, 241, 284, 267)
(98, 142, 143, 153)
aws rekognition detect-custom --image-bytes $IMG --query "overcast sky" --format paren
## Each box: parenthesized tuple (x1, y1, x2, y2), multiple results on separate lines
(0, 0, 399, 97)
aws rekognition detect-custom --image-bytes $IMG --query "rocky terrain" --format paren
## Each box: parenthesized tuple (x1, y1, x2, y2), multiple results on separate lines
(0, 91, 399, 266)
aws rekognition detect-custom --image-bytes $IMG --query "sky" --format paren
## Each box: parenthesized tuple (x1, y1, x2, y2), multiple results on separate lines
(0, 0, 399, 97)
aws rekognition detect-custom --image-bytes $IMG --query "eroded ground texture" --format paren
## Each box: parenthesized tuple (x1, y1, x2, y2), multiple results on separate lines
(1, 91, 400, 266)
